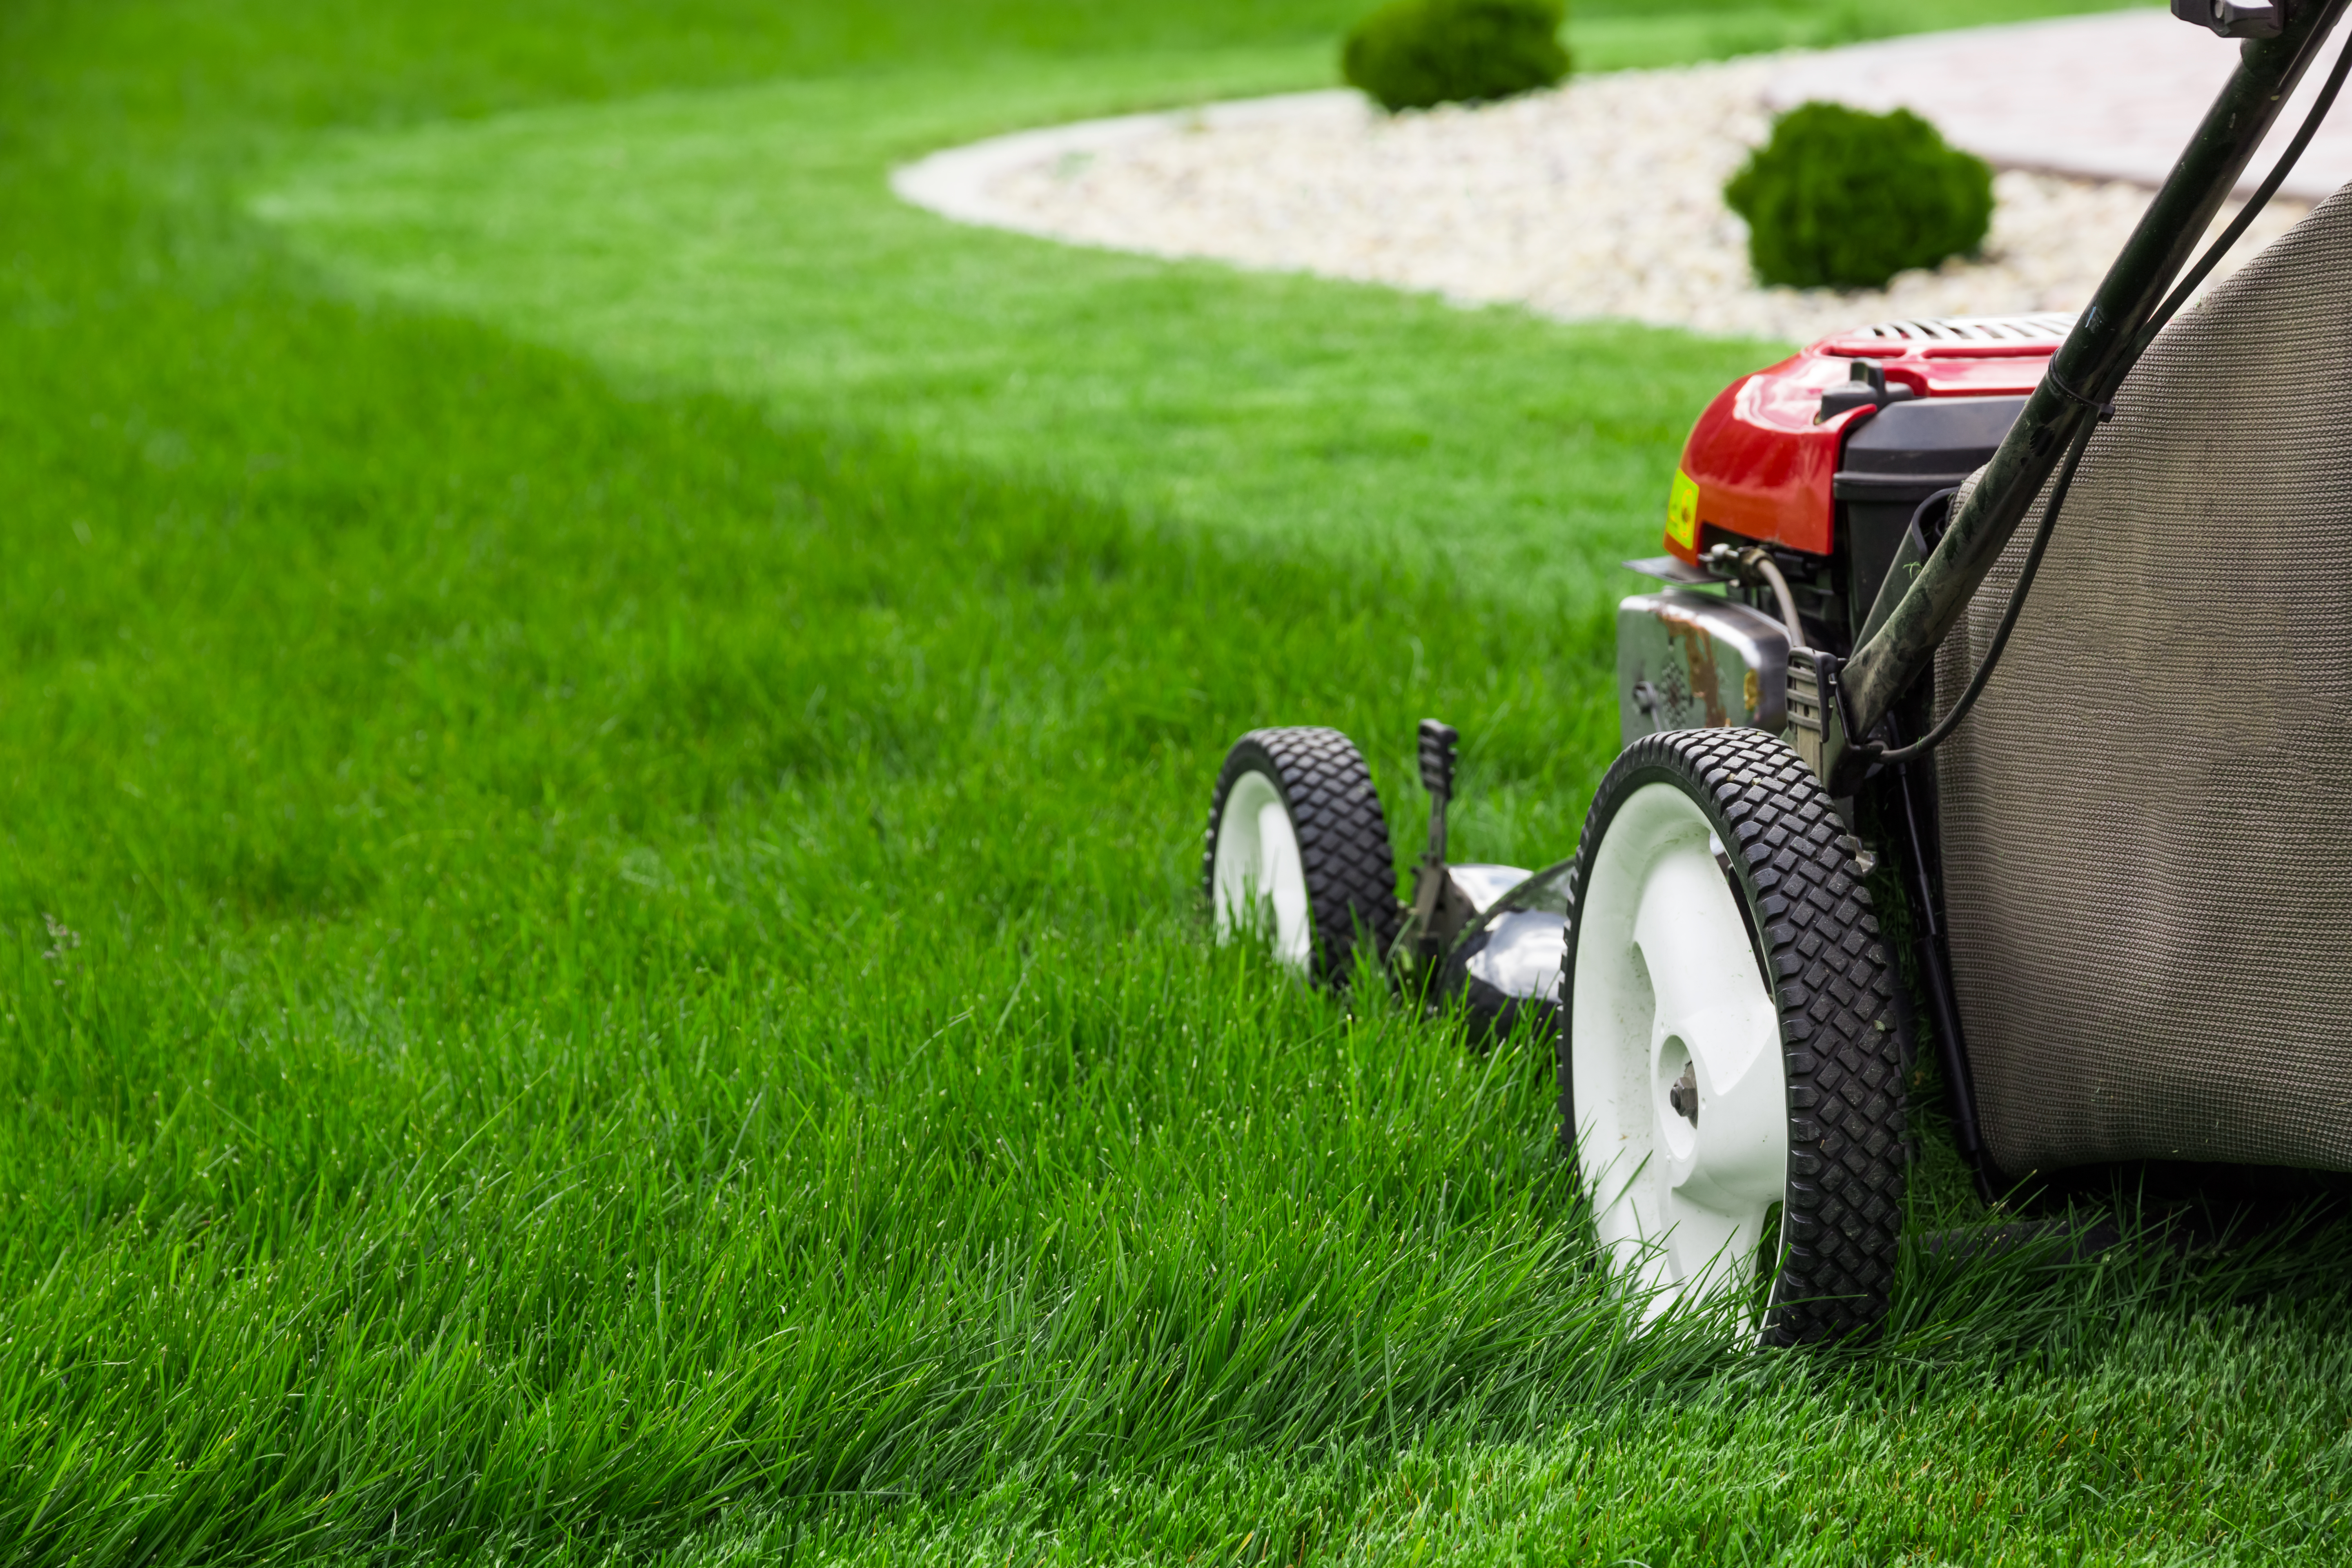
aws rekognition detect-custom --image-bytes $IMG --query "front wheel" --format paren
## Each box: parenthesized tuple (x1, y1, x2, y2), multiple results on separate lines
(1204, 727, 1400, 986)
(1562, 728, 1906, 1344)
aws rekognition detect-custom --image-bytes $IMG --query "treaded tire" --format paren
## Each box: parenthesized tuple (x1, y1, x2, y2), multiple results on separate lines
(1205, 727, 1401, 987)
(1560, 727, 1907, 1345)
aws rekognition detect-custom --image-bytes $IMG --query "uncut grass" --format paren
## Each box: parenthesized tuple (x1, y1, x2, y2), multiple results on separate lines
(0, 244, 1624, 1555)
(595, 1285, 2352, 1564)
(18, 291, 2352, 1561)
(13, 246, 2352, 1566)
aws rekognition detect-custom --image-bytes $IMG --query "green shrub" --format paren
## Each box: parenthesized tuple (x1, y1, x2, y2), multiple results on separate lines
(1342, 0, 1570, 113)
(1724, 101, 1995, 290)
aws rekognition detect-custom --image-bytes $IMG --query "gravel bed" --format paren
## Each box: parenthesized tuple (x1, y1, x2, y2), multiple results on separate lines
(903, 56, 2310, 342)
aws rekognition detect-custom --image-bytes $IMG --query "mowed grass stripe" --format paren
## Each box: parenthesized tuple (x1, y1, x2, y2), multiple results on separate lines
(241, 7, 2160, 612)
(2, 221, 1637, 1556)
(249, 54, 1785, 617)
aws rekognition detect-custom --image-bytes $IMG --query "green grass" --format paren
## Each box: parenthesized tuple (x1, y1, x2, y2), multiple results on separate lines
(240, 4, 2151, 609)
(14, 0, 2352, 1563)
(249, 56, 1783, 613)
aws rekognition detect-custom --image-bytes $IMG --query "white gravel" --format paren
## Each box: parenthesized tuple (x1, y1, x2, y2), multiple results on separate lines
(895, 51, 2313, 343)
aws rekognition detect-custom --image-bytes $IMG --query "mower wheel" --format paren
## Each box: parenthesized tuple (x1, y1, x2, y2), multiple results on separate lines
(1205, 727, 1400, 986)
(1562, 727, 1906, 1345)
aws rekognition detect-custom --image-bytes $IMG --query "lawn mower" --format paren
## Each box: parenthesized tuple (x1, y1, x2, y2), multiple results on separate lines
(1203, 0, 2352, 1344)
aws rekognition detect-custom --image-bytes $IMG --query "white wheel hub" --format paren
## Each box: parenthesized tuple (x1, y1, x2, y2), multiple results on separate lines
(1571, 782, 1789, 1322)
(1212, 769, 1312, 971)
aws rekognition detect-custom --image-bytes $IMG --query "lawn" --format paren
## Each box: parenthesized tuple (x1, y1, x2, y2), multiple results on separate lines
(9, 0, 2352, 1563)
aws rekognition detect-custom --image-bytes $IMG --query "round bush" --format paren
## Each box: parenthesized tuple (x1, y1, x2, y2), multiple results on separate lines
(1724, 101, 1995, 290)
(1342, 0, 1570, 113)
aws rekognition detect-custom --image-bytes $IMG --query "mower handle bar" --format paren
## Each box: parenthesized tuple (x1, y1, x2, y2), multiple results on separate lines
(1839, 0, 2352, 743)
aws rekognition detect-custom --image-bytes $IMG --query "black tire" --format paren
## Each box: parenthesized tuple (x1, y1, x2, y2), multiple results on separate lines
(1560, 727, 1907, 1345)
(1204, 727, 1401, 986)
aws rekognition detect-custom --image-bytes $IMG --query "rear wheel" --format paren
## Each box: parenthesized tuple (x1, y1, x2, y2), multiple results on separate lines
(1562, 727, 1906, 1344)
(1205, 727, 1400, 986)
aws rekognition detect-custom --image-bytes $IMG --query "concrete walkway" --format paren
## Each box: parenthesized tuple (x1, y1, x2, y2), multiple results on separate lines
(1764, 10, 2352, 198)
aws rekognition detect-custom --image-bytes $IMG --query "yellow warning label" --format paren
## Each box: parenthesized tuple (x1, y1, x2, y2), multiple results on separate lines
(1665, 468, 1700, 551)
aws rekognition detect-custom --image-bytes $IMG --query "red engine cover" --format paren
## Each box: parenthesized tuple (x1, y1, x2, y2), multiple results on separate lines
(1666, 316, 2067, 562)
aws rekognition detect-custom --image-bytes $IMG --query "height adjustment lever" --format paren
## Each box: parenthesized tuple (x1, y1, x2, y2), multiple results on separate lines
(1392, 718, 1471, 979)
(1417, 719, 1458, 860)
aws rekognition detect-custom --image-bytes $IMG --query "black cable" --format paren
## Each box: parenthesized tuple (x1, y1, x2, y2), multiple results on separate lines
(1859, 418, 2098, 765)
(1853, 17, 2352, 768)
(1905, 484, 1960, 547)
(2133, 19, 2352, 356)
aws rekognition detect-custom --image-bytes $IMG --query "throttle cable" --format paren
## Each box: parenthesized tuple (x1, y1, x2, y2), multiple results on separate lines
(1854, 17, 2352, 766)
